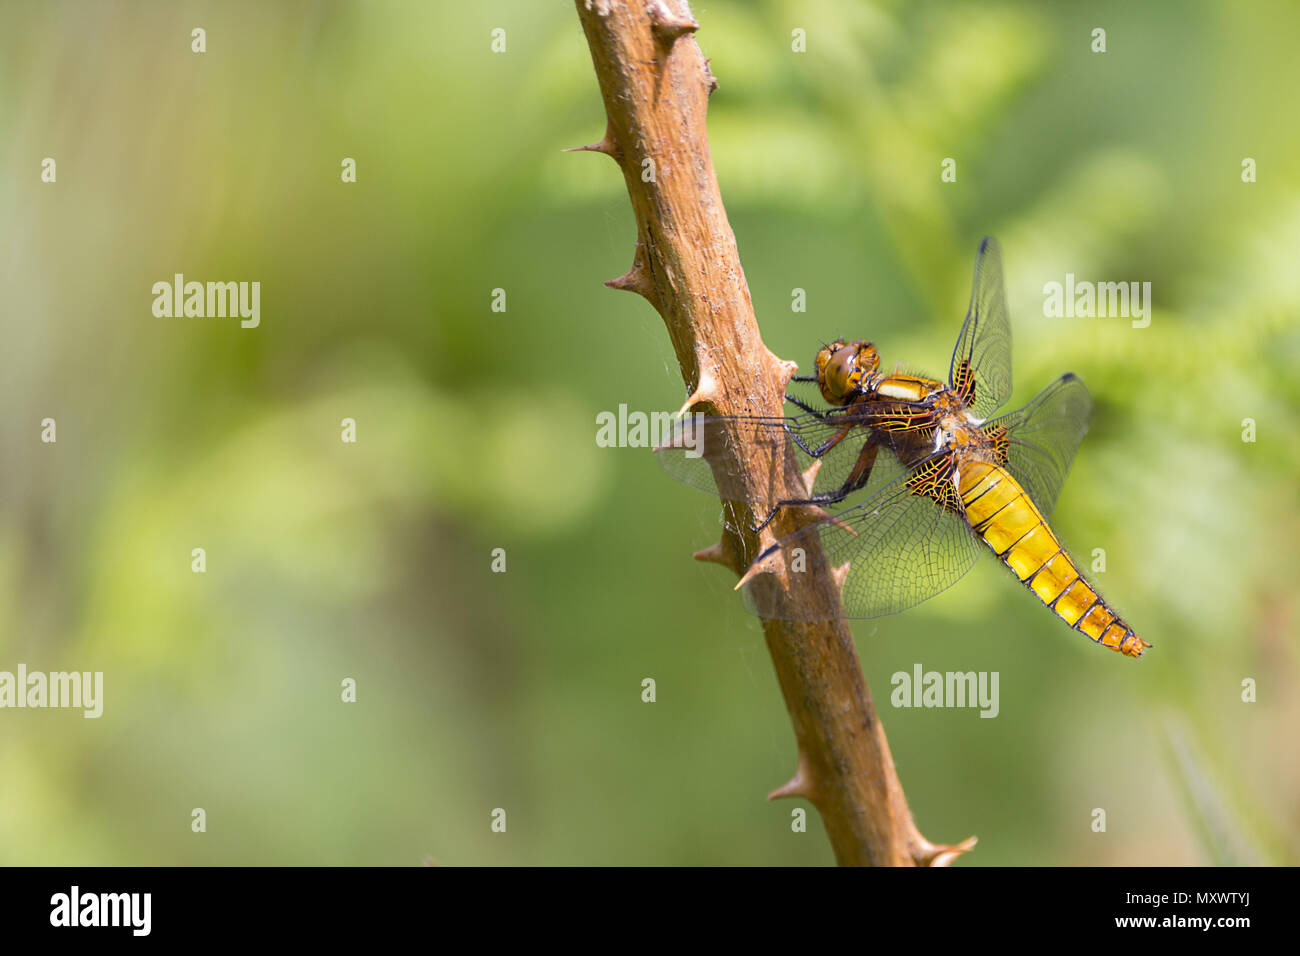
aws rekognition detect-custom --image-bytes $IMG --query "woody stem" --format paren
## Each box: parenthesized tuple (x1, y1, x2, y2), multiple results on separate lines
(571, 0, 971, 866)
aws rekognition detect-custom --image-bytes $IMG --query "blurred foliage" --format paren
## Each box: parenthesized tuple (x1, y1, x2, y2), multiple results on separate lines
(0, 0, 1296, 865)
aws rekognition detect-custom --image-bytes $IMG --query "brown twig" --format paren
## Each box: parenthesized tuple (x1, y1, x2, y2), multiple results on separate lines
(571, 0, 974, 866)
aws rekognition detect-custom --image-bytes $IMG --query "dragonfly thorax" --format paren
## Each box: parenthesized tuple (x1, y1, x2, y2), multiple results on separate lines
(931, 390, 996, 459)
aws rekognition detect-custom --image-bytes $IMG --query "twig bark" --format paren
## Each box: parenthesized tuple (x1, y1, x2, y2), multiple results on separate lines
(571, 0, 974, 866)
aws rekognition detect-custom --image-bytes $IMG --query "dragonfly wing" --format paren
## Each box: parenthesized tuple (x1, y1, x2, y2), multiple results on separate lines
(949, 236, 1013, 420)
(740, 453, 983, 621)
(654, 414, 787, 499)
(655, 410, 888, 502)
(986, 373, 1093, 517)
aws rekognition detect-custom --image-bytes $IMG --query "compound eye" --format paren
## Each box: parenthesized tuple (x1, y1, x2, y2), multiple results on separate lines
(826, 350, 857, 399)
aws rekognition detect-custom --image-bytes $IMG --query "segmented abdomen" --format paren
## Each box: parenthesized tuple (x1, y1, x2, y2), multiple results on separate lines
(956, 461, 1147, 657)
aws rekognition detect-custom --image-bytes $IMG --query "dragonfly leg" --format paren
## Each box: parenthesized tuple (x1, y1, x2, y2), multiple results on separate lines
(785, 415, 859, 459)
(784, 393, 835, 420)
(750, 487, 858, 534)
(787, 431, 822, 457)
(785, 394, 880, 457)
(749, 440, 880, 533)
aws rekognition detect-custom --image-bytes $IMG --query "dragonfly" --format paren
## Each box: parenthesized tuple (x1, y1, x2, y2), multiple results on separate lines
(657, 237, 1148, 658)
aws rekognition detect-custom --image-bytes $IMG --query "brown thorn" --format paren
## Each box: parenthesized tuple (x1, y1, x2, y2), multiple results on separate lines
(563, 141, 612, 156)
(703, 57, 719, 96)
(800, 459, 822, 497)
(735, 549, 782, 591)
(676, 370, 720, 416)
(693, 541, 726, 566)
(604, 263, 658, 306)
(767, 752, 816, 802)
(916, 835, 978, 867)
(805, 505, 858, 538)
(563, 120, 622, 162)
(831, 561, 851, 592)
(771, 354, 799, 390)
(648, 0, 699, 42)
(693, 537, 738, 570)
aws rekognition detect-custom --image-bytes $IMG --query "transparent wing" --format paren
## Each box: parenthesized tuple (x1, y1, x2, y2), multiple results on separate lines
(986, 373, 1093, 517)
(740, 453, 983, 621)
(655, 408, 894, 502)
(949, 236, 1013, 419)
(654, 414, 789, 500)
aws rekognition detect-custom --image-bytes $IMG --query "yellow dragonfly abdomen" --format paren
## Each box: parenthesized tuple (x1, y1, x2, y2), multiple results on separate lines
(956, 461, 1148, 657)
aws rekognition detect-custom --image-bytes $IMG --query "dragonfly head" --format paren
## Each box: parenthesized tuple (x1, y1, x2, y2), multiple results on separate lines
(815, 340, 880, 406)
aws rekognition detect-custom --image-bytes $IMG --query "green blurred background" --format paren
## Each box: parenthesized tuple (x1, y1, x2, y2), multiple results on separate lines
(1, 0, 1297, 865)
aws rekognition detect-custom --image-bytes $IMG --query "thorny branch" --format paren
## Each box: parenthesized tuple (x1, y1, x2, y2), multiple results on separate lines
(571, 0, 974, 866)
